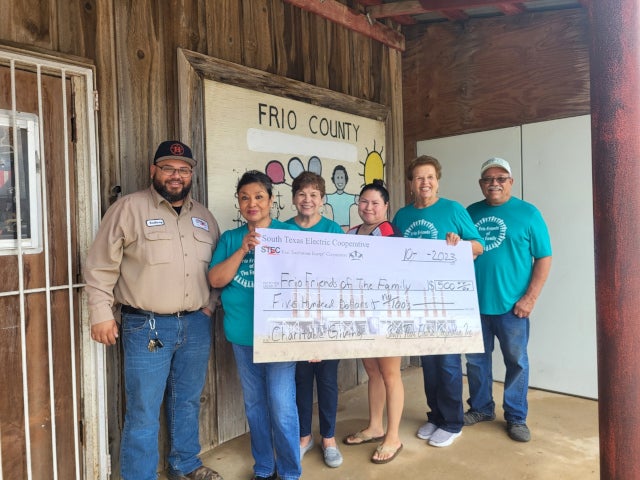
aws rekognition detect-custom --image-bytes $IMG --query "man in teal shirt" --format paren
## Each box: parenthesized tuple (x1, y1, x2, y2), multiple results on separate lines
(464, 157, 552, 443)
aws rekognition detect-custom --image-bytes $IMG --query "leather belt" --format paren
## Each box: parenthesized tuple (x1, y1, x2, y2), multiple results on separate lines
(121, 305, 195, 317)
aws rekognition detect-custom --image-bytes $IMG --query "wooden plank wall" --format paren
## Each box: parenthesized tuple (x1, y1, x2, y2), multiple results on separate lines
(0, 0, 402, 473)
(0, 0, 397, 213)
(402, 8, 591, 171)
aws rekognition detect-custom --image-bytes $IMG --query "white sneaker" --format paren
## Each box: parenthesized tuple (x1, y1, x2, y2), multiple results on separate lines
(428, 428, 461, 447)
(416, 421, 438, 440)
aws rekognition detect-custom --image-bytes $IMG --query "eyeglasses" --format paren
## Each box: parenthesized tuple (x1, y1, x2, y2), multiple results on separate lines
(480, 176, 511, 185)
(158, 166, 193, 177)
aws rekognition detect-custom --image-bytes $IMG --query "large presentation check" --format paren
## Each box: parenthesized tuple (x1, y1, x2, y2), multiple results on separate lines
(253, 228, 483, 362)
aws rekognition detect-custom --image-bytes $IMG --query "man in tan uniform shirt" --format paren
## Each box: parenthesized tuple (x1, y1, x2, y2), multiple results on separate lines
(85, 140, 222, 480)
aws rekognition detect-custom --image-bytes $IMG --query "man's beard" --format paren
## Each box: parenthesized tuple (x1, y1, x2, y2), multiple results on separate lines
(153, 176, 192, 204)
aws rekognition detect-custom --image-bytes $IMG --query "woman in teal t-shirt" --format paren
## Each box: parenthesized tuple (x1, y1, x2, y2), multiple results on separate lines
(209, 170, 300, 480)
(392, 155, 484, 450)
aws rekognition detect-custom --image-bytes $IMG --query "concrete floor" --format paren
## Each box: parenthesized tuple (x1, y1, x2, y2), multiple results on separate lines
(167, 366, 600, 479)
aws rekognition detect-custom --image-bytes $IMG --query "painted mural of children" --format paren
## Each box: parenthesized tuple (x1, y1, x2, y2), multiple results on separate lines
(324, 165, 358, 231)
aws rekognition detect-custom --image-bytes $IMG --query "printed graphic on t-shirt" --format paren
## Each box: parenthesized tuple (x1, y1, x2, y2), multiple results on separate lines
(475, 216, 507, 251)
(403, 219, 438, 239)
(233, 252, 255, 288)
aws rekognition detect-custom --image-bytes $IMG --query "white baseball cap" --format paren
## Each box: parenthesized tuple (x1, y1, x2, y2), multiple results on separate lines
(480, 157, 512, 176)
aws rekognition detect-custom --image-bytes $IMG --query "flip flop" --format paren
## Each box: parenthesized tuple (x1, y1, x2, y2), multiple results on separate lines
(371, 443, 403, 464)
(342, 430, 385, 445)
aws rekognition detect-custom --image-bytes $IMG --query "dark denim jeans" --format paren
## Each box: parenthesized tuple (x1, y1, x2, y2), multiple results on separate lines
(295, 359, 340, 439)
(120, 310, 211, 480)
(420, 353, 464, 433)
(465, 311, 530, 424)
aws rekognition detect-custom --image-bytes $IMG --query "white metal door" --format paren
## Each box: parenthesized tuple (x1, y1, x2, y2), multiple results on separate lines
(417, 116, 597, 399)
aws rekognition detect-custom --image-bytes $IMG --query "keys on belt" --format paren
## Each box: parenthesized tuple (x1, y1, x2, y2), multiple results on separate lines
(148, 337, 164, 352)
(120, 305, 199, 353)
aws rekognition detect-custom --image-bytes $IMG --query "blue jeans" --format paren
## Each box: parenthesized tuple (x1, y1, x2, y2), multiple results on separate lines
(120, 310, 211, 480)
(232, 344, 301, 480)
(420, 353, 464, 433)
(465, 311, 530, 424)
(296, 359, 340, 438)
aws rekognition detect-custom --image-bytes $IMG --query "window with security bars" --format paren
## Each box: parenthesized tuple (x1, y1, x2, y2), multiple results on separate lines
(0, 109, 42, 254)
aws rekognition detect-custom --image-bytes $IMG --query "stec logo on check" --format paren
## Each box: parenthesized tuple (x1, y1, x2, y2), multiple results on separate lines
(349, 250, 363, 261)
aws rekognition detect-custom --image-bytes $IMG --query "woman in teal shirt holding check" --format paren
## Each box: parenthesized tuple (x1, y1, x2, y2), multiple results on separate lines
(209, 170, 299, 480)
(392, 155, 484, 450)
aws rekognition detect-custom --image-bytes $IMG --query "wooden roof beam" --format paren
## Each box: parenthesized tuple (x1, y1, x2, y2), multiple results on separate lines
(441, 9, 470, 20)
(418, 0, 535, 8)
(498, 3, 527, 14)
(283, 0, 405, 51)
(356, 0, 417, 25)
(366, 0, 431, 19)
(390, 15, 418, 26)
(367, 0, 541, 19)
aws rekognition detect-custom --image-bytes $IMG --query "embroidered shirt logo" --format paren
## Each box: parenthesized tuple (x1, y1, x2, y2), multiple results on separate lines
(146, 219, 165, 227)
(192, 217, 209, 231)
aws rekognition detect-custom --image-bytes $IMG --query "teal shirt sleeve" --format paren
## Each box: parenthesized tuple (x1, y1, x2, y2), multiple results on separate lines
(209, 229, 233, 269)
(452, 202, 485, 247)
(529, 208, 552, 259)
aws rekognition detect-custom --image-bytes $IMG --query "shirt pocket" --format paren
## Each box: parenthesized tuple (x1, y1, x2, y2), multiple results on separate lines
(143, 230, 174, 265)
(193, 229, 215, 263)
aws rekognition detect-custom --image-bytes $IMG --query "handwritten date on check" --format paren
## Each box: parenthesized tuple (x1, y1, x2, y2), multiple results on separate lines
(253, 228, 483, 362)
